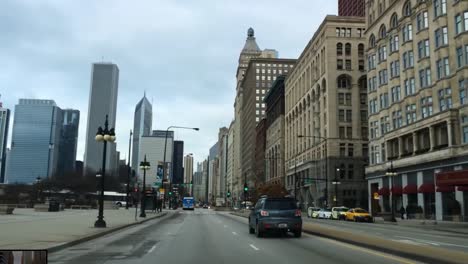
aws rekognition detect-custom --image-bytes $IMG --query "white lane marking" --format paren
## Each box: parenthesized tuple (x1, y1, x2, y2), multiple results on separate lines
(148, 245, 157, 253)
(232, 231, 237, 235)
(391, 239, 425, 246)
(395, 236, 468, 248)
(249, 244, 259, 251)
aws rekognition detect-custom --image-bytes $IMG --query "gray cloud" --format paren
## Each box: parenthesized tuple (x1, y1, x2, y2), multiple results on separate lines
(0, 0, 337, 164)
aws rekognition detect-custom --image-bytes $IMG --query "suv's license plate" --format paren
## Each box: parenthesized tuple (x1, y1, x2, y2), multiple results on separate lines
(278, 223, 287, 228)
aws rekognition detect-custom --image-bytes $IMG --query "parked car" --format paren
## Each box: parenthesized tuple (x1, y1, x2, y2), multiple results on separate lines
(318, 208, 332, 219)
(345, 208, 373, 222)
(307, 207, 320, 218)
(248, 196, 302, 238)
(331, 206, 349, 220)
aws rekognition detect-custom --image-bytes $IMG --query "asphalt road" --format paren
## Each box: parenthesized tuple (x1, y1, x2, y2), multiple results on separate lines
(303, 217, 468, 253)
(49, 209, 422, 264)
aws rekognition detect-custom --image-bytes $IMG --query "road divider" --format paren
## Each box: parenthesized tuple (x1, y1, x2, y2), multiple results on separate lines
(230, 211, 468, 264)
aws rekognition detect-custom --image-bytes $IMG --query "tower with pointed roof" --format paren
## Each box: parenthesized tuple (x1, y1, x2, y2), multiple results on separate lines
(132, 93, 153, 172)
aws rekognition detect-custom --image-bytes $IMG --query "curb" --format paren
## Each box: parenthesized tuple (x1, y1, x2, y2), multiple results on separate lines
(230, 213, 467, 264)
(47, 212, 168, 253)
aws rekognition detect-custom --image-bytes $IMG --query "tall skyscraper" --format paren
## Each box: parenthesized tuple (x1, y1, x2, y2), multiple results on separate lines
(56, 109, 80, 177)
(172, 141, 184, 184)
(83, 63, 119, 174)
(132, 94, 152, 174)
(338, 0, 365, 17)
(6, 99, 63, 184)
(0, 97, 10, 183)
(183, 154, 194, 184)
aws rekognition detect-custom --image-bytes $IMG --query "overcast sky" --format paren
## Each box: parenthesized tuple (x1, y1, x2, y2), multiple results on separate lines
(1, 0, 337, 165)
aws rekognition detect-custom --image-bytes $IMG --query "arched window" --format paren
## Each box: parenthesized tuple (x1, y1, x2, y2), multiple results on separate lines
(345, 43, 352, 56)
(337, 43, 343, 56)
(390, 13, 398, 29)
(358, 44, 365, 57)
(369, 34, 376, 48)
(322, 79, 327, 93)
(403, 1, 412, 17)
(337, 75, 352, 89)
(379, 24, 387, 39)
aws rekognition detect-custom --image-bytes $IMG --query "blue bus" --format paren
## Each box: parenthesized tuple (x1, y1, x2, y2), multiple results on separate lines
(183, 197, 195, 210)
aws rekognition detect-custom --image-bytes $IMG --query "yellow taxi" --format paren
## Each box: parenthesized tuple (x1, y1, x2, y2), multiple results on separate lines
(345, 208, 373, 223)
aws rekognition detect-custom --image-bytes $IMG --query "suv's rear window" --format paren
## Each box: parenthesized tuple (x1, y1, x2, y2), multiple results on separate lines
(264, 199, 297, 210)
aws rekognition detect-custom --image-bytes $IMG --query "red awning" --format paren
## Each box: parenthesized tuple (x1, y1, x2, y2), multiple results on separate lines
(378, 187, 390, 196)
(418, 183, 435, 193)
(403, 184, 417, 194)
(458, 186, 468, 191)
(437, 185, 455, 192)
(436, 170, 468, 186)
(391, 186, 403, 195)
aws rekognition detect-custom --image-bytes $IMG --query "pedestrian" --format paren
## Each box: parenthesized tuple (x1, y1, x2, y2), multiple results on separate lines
(400, 206, 406, 220)
(152, 195, 157, 213)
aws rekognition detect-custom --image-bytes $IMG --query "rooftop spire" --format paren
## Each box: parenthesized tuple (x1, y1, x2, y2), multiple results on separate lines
(242, 27, 260, 53)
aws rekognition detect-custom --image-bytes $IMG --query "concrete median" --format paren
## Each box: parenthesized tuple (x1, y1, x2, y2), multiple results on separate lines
(230, 212, 468, 264)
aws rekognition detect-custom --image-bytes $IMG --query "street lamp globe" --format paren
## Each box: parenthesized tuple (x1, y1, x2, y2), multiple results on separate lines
(103, 134, 111, 141)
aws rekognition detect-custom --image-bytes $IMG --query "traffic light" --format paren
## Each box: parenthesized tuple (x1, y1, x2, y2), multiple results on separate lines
(244, 184, 248, 192)
(227, 191, 231, 197)
(169, 191, 173, 196)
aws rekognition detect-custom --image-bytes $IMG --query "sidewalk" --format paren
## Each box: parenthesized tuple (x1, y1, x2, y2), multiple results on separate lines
(0, 208, 167, 250)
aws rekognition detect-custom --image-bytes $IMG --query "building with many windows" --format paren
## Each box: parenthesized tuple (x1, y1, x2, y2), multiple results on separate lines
(285, 15, 368, 210)
(6, 99, 63, 184)
(241, 58, 296, 190)
(0, 99, 10, 183)
(365, 0, 468, 221)
(56, 109, 80, 177)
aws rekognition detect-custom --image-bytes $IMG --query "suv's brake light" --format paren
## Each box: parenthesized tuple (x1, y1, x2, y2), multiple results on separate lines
(260, 210, 269, 216)
(295, 209, 301, 217)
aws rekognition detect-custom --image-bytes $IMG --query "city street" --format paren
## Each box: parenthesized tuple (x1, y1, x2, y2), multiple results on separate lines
(303, 217, 468, 253)
(49, 209, 421, 264)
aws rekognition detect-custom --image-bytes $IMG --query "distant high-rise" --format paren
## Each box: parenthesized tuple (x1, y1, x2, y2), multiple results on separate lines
(183, 154, 193, 184)
(57, 109, 80, 177)
(132, 94, 152, 174)
(0, 98, 10, 183)
(172, 141, 184, 184)
(6, 99, 63, 184)
(83, 63, 119, 174)
(338, 0, 365, 17)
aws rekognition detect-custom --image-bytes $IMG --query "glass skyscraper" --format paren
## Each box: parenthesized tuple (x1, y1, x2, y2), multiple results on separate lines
(0, 101, 10, 183)
(57, 109, 80, 177)
(6, 99, 62, 184)
(132, 94, 152, 175)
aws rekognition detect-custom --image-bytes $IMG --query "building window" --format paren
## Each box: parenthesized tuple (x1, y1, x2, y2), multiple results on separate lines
(339, 109, 345, 122)
(463, 116, 468, 143)
(337, 59, 343, 70)
(435, 27, 448, 48)
(336, 28, 340, 37)
(346, 126, 352, 139)
(460, 79, 467, 105)
(406, 104, 417, 124)
(402, 50, 414, 69)
(368, 54, 376, 70)
(370, 120, 379, 139)
(345, 60, 352, 70)
(358, 44, 365, 57)
(419, 68, 432, 88)
(378, 69, 388, 86)
(402, 24, 413, 42)
(368, 76, 377, 92)
(416, 11, 429, 31)
(339, 126, 345, 138)
(359, 60, 365, 71)
(337, 43, 343, 56)
(392, 110, 403, 129)
(421, 96, 433, 118)
(390, 13, 399, 29)
(379, 24, 387, 39)
(338, 93, 345, 105)
(380, 116, 390, 134)
(438, 88, 452, 111)
(390, 35, 399, 53)
(457, 47, 464, 68)
(360, 94, 367, 105)
(369, 98, 378, 114)
(390, 60, 400, 78)
(403, 1, 412, 17)
(380, 93, 389, 109)
(455, 14, 463, 34)
(338, 75, 351, 89)
(391, 86, 401, 102)
(346, 110, 352, 122)
(348, 143, 354, 157)
(418, 39, 430, 59)
(405, 78, 416, 96)
(378, 45, 387, 62)
(346, 28, 351, 38)
(346, 93, 352, 105)
(434, 0, 447, 17)
(369, 34, 376, 48)
(340, 144, 346, 157)
(436, 57, 450, 80)
(345, 43, 351, 56)
(348, 164, 354, 179)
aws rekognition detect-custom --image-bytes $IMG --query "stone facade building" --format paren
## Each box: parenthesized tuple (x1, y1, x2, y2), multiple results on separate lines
(285, 15, 368, 210)
(365, 0, 468, 221)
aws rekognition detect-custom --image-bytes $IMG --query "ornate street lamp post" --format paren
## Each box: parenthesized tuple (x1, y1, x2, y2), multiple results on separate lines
(139, 155, 150, 218)
(94, 115, 116, 228)
(386, 161, 398, 222)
